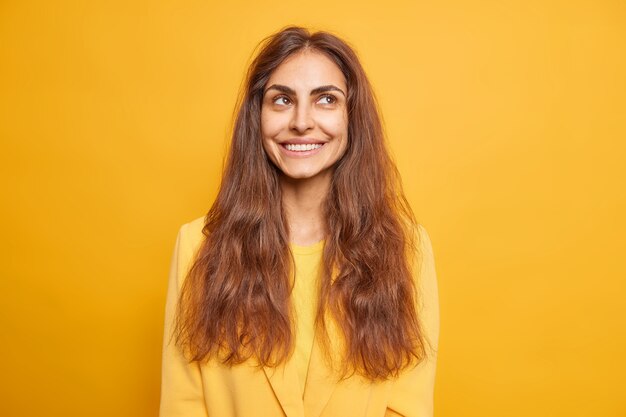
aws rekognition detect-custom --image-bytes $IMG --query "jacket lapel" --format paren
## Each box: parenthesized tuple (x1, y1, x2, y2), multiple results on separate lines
(263, 355, 305, 417)
(264, 265, 343, 417)
(302, 264, 344, 417)
(302, 316, 343, 417)
(261, 316, 343, 417)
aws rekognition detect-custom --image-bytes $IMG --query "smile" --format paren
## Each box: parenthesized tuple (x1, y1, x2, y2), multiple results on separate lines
(279, 142, 326, 157)
(283, 143, 323, 151)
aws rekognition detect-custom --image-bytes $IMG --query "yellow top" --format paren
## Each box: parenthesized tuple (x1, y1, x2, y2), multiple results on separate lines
(289, 239, 325, 397)
(159, 215, 439, 417)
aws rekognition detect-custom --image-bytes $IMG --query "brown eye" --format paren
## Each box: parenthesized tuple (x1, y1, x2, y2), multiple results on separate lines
(273, 96, 291, 106)
(318, 94, 337, 105)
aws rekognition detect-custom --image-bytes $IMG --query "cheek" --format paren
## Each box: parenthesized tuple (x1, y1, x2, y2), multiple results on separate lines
(261, 110, 288, 138)
(318, 112, 348, 138)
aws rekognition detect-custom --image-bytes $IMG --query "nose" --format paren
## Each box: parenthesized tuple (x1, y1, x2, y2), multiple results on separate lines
(289, 103, 314, 133)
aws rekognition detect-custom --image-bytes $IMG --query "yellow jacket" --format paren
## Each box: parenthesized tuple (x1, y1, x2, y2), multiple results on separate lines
(159, 216, 440, 417)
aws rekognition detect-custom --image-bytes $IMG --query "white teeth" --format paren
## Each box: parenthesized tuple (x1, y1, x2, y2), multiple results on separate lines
(285, 143, 323, 151)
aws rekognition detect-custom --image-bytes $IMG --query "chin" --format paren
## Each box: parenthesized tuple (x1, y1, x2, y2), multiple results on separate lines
(285, 173, 316, 180)
(279, 168, 320, 180)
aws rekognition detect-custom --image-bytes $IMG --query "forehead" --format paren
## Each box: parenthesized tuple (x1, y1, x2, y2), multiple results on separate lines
(266, 50, 347, 91)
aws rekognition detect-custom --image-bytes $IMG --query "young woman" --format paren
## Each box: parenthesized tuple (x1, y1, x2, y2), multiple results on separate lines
(160, 26, 440, 417)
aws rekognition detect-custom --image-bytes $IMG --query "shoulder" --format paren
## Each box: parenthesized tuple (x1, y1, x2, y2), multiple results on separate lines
(410, 223, 438, 303)
(179, 215, 205, 242)
(413, 223, 436, 273)
(413, 222, 438, 314)
(415, 223, 434, 260)
(174, 215, 206, 267)
(405, 222, 435, 262)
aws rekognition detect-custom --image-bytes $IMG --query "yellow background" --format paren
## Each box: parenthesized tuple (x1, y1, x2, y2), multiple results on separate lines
(1, 0, 624, 416)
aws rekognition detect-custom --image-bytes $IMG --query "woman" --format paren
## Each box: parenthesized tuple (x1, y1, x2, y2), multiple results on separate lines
(160, 26, 440, 417)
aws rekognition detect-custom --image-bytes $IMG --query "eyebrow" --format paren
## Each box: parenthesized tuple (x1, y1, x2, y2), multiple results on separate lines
(264, 84, 346, 97)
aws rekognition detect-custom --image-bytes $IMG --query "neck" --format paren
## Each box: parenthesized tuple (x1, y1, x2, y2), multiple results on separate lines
(280, 171, 331, 246)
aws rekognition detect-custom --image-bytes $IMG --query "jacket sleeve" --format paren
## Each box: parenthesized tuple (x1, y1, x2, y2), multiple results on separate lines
(159, 223, 209, 417)
(385, 224, 440, 417)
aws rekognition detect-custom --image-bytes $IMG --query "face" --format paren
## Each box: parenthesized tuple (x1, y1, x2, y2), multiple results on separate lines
(261, 50, 349, 183)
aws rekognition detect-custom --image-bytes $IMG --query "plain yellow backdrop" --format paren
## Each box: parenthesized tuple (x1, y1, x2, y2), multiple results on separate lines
(1, 0, 625, 416)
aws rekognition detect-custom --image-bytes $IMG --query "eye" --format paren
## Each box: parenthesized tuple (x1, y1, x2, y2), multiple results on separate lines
(272, 95, 292, 106)
(318, 94, 337, 105)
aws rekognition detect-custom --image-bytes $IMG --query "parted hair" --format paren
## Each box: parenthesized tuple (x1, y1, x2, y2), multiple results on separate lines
(173, 25, 427, 381)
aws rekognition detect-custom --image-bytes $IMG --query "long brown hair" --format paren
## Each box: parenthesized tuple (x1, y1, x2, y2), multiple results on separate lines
(174, 26, 427, 381)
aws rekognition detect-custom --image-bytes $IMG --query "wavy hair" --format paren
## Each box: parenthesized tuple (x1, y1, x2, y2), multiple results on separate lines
(174, 26, 427, 381)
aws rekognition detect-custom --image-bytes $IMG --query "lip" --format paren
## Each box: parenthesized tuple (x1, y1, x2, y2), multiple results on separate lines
(280, 138, 326, 145)
(279, 142, 326, 158)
